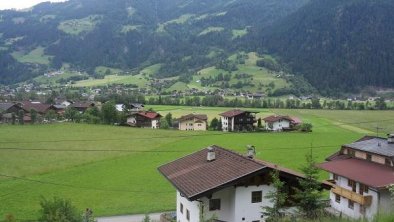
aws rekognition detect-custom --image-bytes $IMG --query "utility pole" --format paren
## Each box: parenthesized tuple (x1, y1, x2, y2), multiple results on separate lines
(375, 125, 384, 137)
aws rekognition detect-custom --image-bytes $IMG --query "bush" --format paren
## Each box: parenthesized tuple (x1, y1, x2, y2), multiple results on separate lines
(38, 197, 82, 222)
(298, 123, 313, 132)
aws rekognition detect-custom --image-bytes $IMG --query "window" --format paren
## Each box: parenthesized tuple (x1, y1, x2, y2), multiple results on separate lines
(348, 179, 354, 187)
(349, 149, 356, 157)
(251, 191, 262, 203)
(333, 174, 338, 181)
(186, 209, 190, 221)
(209, 199, 221, 211)
(366, 154, 372, 161)
(180, 203, 183, 214)
(360, 184, 369, 194)
(348, 200, 354, 209)
(335, 194, 341, 203)
(385, 158, 392, 166)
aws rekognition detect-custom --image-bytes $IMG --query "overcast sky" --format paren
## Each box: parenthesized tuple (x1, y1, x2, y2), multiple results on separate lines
(0, 0, 67, 10)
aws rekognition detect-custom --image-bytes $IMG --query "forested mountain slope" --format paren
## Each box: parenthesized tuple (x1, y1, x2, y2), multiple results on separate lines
(0, 0, 393, 95)
(262, 0, 394, 95)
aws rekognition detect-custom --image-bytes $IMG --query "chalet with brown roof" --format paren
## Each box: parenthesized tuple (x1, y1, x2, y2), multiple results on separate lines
(263, 115, 302, 131)
(158, 145, 321, 222)
(127, 111, 162, 129)
(20, 101, 57, 115)
(219, 109, 258, 132)
(0, 103, 24, 123)
(178, 114, 208, 131)
(70, 102, 96, 113)
(318, 135, 394, 220)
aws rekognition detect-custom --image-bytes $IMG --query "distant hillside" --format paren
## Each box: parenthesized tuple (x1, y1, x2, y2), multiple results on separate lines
(262, 0, 394, 95)
(0, 0, 306, 84)
(0, 0, 393, 96)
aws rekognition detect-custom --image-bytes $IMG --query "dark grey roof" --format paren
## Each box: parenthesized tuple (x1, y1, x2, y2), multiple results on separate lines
(0, 103, 15, 112)
(344, 137, 394, 157)
(130, 103, 144, 108)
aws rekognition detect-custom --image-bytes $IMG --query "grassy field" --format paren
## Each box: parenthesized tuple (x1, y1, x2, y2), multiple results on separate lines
(1, 108, 393, 220)
(11, 47, 52, 65)
(73, 74, 148, 87)
(188, 52, 290, 92)
(58, 15, 102, 35)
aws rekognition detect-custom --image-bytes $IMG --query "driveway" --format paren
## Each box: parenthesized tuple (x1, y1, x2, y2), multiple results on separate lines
(97, 212, 166, 222)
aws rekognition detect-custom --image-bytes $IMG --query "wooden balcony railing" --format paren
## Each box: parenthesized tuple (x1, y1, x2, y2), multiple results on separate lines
(332, 185, 372, 206)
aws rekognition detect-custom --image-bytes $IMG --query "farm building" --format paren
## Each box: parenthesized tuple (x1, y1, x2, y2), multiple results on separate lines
(20, 101, 57, 115)
(127, 111, 162, 129)
(70, 102, 96, 113)
(158, 145, 320, 222)
(219, 109, 258, 132)
(263, 115, 301, 131)
(318, 135, 394, 220)
(177, 114, 208, 131)
(129, 103, 145, 112)
(0, 103, 24, 123)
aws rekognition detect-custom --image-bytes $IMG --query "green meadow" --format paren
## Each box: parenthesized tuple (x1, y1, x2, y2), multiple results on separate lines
(1, 107, 394, 220)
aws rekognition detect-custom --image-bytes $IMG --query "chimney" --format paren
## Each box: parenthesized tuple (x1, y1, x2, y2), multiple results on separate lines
(247, 145, 256, 159)
(388, 134, 394, 144)
(207, 146, 216, 162)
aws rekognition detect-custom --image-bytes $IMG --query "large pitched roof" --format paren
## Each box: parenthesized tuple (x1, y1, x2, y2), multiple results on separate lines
(318, 158, 394, 189)
(178, 114, 208, 122)
(158, 145, 307, 200)
(0, 103, 16, 112)
(219, 109, 257, 118)
(21, 101, 54, 114)
(344, 136, 394, 157)
(135, 111, 161, 119)
(263, 115, 301, 124)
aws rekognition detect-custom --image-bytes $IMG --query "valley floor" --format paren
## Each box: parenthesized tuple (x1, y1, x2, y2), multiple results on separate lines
(0, 107, 394, 220)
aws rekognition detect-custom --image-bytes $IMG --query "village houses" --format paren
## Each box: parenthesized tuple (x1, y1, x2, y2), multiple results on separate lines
(318, 135, 394, 220)
(127, 111, 162, 128)
(177, 113, 208, 131)
(219, 109, 258, 132)
(159, 145, 323, 222)
(263, 115, 302, 131)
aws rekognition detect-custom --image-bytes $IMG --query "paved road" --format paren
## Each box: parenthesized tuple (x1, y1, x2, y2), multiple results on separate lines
(97, 212, 165, 222)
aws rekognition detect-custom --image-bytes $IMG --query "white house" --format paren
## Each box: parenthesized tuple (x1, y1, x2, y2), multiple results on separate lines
(219, 109, 258, 132)
(158, 145, 315, 222)
(263, 115, 301, 131)
(126, 111, 161, 128)
(318, 135, 394, 220)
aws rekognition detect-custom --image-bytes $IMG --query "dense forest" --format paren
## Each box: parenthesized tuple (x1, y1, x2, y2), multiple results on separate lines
(0, 0, 393, 95)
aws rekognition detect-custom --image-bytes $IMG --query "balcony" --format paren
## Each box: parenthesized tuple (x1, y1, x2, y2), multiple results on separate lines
(332, 185, 372, 206)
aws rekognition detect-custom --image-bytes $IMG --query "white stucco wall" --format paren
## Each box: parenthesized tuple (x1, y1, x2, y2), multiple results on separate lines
(175, 184, 275, 222)
(265, 120, 290, 131)
(329, 174, 379, 220)
(234, 185, 274, 222)
(177, 191, 200, 222)
(221, 117, 229, 132)
(152, 119, 159, 129)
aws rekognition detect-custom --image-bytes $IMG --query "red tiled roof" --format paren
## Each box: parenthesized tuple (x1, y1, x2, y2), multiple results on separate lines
(137, 111, 161, 119)
(318, 158, 394, 189)
(219, 109, 257, 118)
(158, 145, 309, 200)
(263, 115, 301, 124)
